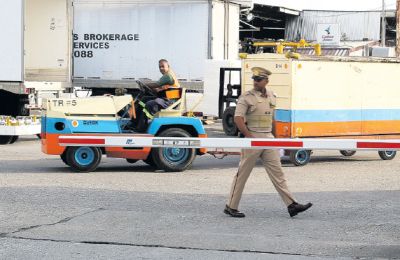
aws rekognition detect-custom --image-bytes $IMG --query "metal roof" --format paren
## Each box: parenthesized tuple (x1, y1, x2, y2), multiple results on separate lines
(251, 0, 301, 11)
(285, 10, 382, 42)
(72, 0, 252, 7)
(73, 0, 251, 5)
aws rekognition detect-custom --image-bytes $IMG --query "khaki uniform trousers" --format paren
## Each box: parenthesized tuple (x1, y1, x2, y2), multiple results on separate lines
(227, 132, 296, 209)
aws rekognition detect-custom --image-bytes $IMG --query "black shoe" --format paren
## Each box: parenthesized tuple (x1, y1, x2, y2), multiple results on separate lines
(288, 202, 312, 217)
(224, 205, 245, 218)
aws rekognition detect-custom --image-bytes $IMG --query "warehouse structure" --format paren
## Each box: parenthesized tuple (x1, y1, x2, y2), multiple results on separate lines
(240, 2, 397, 56)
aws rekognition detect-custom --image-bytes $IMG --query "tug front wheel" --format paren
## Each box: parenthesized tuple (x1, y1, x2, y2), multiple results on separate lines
(151, 128, 196, 172)
(65, 146, 102, 172)
(378, 151, 396, 160)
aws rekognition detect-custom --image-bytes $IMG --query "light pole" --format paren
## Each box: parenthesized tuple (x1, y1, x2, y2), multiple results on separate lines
(381, 0, 386, 46)
(396, 0, 400, 57)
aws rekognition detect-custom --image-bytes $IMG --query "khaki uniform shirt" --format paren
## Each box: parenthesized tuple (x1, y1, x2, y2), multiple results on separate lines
(234, 89, 276, 133)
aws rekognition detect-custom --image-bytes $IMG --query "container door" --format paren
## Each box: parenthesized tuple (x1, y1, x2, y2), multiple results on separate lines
(24, 0, 72, 83)
(211, 2, 239, 60)
(0, 0, 23, 82)
(211, 1, 225, 60)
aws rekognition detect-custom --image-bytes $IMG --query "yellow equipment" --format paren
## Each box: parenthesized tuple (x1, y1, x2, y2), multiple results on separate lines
(253, 39, 322, 56)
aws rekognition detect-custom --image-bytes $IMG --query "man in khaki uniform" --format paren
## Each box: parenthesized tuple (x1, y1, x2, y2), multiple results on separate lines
(224, 67, 312, 218)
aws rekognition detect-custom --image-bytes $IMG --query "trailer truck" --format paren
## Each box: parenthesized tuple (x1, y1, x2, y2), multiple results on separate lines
(71, 0, 242, 95)
(0, 0, 72, 144)
(220, 53, 400, 165)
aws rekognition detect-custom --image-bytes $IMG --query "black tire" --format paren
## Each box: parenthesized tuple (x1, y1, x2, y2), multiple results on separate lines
(126, 158, 138, 164)
(143, 153, 157, 167)
(151, 128, 196, 172)
(18, 103, 29, 116)
(222, 106, 238, 136)
(18, 97, 30, 116)
(0, 136, 13, 145)
(340, 150, 356, 157)
(65, 146, 102, 172)
(8, 136, 19, 144)
(378, 151, 396, 160)
(60, 152, 69, 166)
(289, 150, 312, 166)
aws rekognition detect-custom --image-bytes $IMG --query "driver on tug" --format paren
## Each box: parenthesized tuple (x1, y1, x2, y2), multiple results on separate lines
(145, 59, 181, 115)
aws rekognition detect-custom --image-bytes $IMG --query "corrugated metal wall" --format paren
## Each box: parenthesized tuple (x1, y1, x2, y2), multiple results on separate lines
(285, 11, 381, 42)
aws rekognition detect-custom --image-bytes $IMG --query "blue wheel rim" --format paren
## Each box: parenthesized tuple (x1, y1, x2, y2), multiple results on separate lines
(385, 151, 395, 156)
(162, 147, 189, 164)
(296, 150, 309, 164)
(74, 147, 95, 166)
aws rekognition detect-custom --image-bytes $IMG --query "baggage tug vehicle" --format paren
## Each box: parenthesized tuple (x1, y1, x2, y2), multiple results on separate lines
(41, 81, 207, 172)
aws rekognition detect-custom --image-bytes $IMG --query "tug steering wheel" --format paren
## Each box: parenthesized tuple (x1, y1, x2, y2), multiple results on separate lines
(136, 80, 157, 97)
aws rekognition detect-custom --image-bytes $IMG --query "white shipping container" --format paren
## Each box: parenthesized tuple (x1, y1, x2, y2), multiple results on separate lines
(0, 0, 23, 82)
(211, 1, 240, 60)
(73, 0, 240, 82)
(24, 0, 72, 83)
(0, 0, 72, 142)
(0, 0, 72, 84)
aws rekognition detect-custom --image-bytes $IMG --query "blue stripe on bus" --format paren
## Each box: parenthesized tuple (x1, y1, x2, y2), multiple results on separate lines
(275, 109, 400, 123)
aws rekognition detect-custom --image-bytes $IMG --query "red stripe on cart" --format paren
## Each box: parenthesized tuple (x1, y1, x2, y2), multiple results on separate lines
(251, 140, 303, 148)
(357, 142, 400, 149)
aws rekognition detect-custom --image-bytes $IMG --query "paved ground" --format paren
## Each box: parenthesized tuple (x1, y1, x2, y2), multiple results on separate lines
(1, 126, 400, 259)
